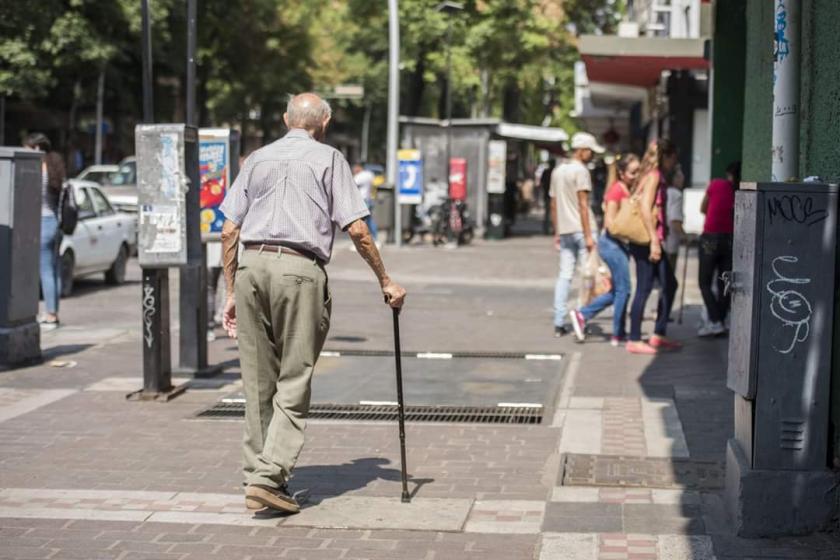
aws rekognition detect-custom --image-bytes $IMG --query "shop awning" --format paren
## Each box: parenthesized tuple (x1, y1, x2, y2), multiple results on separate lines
(495, 123, 568, 143)
(578, 35, 709, 88)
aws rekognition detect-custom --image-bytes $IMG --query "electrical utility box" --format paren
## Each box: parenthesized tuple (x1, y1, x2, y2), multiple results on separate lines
(0, 148, 43, 365)
(727, 182, 838, 470)
(136, 124, 200, 268)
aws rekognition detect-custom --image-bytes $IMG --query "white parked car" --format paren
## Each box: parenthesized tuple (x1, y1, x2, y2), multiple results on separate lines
(104, 156, 138, 213)
(59, 180, 137, 296)
(76, 164, 119, 186)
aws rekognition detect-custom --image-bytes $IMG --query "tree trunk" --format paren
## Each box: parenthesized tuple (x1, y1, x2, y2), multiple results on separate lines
(406, 51, 426, 116)
(502, 80, 520, 123)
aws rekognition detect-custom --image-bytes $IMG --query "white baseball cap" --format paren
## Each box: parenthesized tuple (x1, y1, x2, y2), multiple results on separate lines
(570, 132, 606, 154)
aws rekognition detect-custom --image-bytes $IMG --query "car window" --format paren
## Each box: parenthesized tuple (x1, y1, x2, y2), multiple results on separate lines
(109, 162, 136, 186)
(89, 187, 115, 216)
(75, 187, 95, 217)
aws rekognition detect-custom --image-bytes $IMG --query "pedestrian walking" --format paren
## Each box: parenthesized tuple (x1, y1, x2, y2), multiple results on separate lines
(551, 132, 605, 337)
(697, 161, 740, 337)
(352, 163, 379, 246)
(219, 93, 406, 514)
(626, 139, 681, 354)
(568, 153, 639, 345)
(24, 133, 65, 331)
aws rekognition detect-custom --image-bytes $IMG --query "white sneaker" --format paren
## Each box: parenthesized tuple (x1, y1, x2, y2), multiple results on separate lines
(569, 310, 586, 342)
(698, 322, 725, 338)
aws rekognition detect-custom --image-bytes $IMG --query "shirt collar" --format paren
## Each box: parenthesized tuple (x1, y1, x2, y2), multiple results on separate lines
(286, 128, 313, 139)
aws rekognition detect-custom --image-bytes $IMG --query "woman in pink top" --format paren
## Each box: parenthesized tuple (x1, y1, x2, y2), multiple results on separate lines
(697, 161, 740, 337)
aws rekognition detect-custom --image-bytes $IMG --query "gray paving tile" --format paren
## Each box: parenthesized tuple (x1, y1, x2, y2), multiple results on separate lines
(542, 502, 622, 533)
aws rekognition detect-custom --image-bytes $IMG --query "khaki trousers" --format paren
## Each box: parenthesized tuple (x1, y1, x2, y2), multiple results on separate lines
(235, 249, 331, 488)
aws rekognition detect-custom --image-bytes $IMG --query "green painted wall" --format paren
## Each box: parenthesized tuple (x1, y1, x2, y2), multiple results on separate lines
(800, 0, 840, 182)
(710, 1, 746, 179)
(740, 0, 773, 183)
(738, 0, 840, 464)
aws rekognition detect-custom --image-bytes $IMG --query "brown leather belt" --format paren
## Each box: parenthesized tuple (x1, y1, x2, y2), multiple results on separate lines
(243, 243, 322, 265)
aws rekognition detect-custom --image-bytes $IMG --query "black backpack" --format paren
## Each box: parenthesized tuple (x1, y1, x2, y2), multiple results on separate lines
(58, 182, 79, 236)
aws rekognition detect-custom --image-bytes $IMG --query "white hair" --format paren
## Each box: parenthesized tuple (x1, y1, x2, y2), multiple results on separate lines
(286, 93, 332, 130)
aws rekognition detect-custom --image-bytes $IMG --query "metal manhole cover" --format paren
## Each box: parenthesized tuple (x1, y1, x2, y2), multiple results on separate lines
(561, 453, 724, 490)
(196, 401, 542, 424)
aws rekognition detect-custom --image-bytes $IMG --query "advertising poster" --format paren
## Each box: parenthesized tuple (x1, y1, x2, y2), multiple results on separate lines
(487, 140, 507, 194)
(398, 149, 423, 204)
(199, 136, 229, 234)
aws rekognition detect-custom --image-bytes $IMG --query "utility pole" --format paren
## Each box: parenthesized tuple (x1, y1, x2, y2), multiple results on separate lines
(94, 69, 105, 165)
(436, 1, 463, 245)
(771, 0, 799, 181)
(134, 0, 176, 399)
(176, 0, 215, 378)
(387, 0, 400, 246)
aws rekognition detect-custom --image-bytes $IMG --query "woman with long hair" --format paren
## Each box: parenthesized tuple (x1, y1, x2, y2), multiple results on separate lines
(626, 139, 681, 354)
(24, 133, 66, 330)
(569, 153, 640, 345)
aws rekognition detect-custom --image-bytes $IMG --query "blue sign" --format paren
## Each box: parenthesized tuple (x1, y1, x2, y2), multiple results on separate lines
(398, 149, 423, 204)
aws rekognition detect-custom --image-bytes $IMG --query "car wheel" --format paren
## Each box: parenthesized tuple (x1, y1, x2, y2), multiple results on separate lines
(60, 250, 75, 297)
(105, 244, 128, 285)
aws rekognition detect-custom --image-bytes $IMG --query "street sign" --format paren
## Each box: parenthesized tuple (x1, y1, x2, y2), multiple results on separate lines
(398, 149, 423, 204)
(487, 140, 507, 194)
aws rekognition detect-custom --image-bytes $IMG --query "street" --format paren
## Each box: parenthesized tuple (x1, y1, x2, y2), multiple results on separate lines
(2, 229, 839, 559)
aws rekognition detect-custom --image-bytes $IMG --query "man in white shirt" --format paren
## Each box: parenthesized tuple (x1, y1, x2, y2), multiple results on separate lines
(352, 163, 378, 244)
(550, 132, 605, 336)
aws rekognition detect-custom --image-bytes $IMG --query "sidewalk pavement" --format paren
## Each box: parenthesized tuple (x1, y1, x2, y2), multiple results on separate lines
(1, 232, 840, 559)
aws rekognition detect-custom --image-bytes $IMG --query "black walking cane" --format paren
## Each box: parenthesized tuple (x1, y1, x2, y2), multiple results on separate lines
(390, 306, 411, 503)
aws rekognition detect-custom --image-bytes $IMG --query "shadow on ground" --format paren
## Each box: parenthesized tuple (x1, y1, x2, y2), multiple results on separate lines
(290, 457, 434, 505)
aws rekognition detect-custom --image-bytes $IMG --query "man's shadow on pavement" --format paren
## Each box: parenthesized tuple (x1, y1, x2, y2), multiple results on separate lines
(254, 457, 434, 518)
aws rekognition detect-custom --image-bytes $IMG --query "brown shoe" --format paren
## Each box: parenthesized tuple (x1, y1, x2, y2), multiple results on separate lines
(245, 484, 300, 513)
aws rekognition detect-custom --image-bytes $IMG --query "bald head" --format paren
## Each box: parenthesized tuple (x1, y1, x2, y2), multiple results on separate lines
(284, 93, 331, 138)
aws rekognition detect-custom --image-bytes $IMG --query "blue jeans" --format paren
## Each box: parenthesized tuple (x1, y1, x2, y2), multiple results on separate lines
(40, 214, 62, 315)
(365, 200, 378, 240)
(628, 243, 678, 341)
(579, 234, 631, 338)
(554, 232, 587, 327)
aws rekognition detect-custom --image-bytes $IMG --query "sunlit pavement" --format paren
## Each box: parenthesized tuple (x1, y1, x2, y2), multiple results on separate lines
(1, 228, 839, 559)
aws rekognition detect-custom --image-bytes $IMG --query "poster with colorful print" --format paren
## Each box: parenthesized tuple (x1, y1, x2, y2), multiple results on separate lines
(199, 134, 229, 235)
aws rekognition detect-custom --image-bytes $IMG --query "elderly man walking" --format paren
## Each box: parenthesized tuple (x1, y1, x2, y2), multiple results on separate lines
(219, 93, 406, 513)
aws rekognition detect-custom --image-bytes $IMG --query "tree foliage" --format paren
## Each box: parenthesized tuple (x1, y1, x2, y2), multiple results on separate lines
(1, 0, 623, 157)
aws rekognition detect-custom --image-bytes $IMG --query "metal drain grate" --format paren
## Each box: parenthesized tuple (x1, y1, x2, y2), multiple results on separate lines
(196, 402, 543, 424)
(319, 349, 562, 360)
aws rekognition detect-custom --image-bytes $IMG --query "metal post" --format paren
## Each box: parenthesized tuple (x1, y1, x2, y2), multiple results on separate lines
(141, 0, 153, 122)
(771, 0, 800, 182)
(444, 18, 454, 244)
(176, 0, 216, 378)
(387, 0, 400, 246)
(131, 0, 184, 401)
(141, 267, 172, 394)
(0, 95, 5, 145)
(186, 0, 197, 127)
(361, 102, 371, 163)
(94, 68, 105, 165)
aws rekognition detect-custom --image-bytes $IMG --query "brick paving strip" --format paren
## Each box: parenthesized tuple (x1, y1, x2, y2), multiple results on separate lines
(539, 533, 716, 560)
(0, 489, 473, 531)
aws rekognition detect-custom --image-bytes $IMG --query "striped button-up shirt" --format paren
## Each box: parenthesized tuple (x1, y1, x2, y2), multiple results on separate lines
(220, 129, 369, 263)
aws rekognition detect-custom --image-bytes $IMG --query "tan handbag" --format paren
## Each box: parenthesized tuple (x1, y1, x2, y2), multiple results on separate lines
(608, 194, 650, 245)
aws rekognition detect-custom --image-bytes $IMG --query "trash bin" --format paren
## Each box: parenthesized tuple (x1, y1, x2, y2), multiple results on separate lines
(0, 147, 43, 365)
(485, 193, 506, 240)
